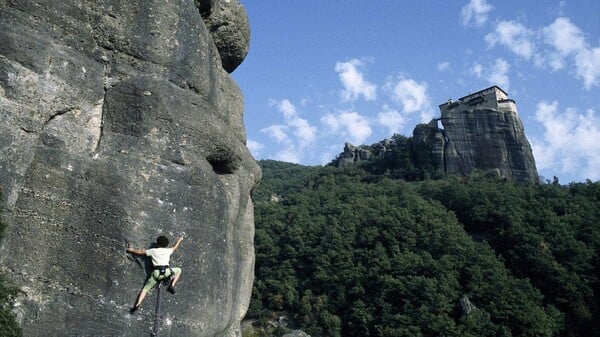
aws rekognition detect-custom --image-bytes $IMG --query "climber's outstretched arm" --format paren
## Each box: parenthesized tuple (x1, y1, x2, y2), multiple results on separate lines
(126, 247, 146, 255)
(171, 237, 184, 252)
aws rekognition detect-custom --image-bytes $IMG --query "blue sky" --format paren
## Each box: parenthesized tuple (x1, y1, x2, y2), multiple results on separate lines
(232, 0, 600, 183)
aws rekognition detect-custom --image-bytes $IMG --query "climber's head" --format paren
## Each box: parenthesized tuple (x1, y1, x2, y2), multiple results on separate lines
(156, 235, 169, 248)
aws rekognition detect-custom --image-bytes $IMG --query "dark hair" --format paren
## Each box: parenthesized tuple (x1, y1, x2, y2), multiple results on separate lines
(156, 235, 169, 248)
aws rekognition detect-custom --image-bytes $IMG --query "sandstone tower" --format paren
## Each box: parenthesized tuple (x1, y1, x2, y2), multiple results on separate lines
(434, 86, 538, 182)
(336, 86, 539, 183)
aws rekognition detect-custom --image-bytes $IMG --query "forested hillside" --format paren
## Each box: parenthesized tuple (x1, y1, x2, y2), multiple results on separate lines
(246, 160, 600, 337)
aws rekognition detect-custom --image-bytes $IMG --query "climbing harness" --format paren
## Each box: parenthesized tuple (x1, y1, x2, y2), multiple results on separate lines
(153, 265, 174, 281)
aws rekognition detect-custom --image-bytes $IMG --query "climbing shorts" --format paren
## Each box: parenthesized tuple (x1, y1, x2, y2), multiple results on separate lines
(142, 267, 181, 292)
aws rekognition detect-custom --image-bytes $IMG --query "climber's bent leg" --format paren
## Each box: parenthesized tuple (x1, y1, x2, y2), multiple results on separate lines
(135, 289, 148, 307)
(131, 272, 161, 313)
(166, 268, 181, 294)
(170, 268, 182, 287)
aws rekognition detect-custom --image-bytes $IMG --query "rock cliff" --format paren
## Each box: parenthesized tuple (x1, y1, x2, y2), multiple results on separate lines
(0, 1, 260, 336)
(332, 86, 539, 183)
(335, 143, 376, 167)
(426, 86, 538, 183)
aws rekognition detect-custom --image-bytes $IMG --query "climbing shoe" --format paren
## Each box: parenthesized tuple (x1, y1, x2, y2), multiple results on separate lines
(129, 305, 140, 314)
(167, 286, 176, 294)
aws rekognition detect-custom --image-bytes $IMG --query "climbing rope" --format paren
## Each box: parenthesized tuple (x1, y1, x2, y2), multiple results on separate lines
(152, 279, 169, 337)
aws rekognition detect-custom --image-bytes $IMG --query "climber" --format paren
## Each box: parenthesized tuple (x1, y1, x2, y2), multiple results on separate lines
(126, 235, 184, 314)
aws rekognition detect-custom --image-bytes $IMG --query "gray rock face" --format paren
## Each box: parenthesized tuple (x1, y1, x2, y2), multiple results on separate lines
(197, 0, 250, 73)
(0, 1, 259, 336)
(440, 109, 537, 182)
(460, 294, 477, 316)
(411, 119, 445, 173)
(334, 140, 399, 168)
(283, 331, 312, 337)
(335, 142, 373, 167)
(427, 86, 539, 183)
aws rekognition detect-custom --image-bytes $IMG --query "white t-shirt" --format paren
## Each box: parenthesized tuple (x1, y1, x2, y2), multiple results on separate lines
(146, 247, 174, 266)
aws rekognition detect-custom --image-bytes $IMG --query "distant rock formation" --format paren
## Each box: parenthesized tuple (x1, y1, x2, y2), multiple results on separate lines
(0, 1, 259, 336)
(427, 86, 538, 183)
(411, 119, 446, 173)
(335, 143, 375, 167)
(332, 86, 539, 183)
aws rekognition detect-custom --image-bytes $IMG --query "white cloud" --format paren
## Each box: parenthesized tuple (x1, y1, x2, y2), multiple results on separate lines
(437, 61, 450, 72)
(575, 47, 600, 89)
(268, 99, 317, 148)
(386, 78, 430, 113)
(471, 58, 511, 90)
(246, 139, 264, 157)
(273, 148, 301, 163)
(543, 17, 586, 56)
(261, 99, 318, 163)
(261, 124, 289, 144)
(541, 17, 587, 72)
(334, 59, 377, 102)
(485, 21, 535, 60)
(460, 0, 494, 27)
(377, 105, 405, 135)
(481, 16, 600, 89)
(544, 51, 566, 71)
(532, 101, 600, 181)
(321, 111, 372, 145)
(384, 77, 435, 123)
(276, 98, 297, 119)
(542, 18, 600, 89)
(289, 117, 317, 148)
(489, 58, 511, 90)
